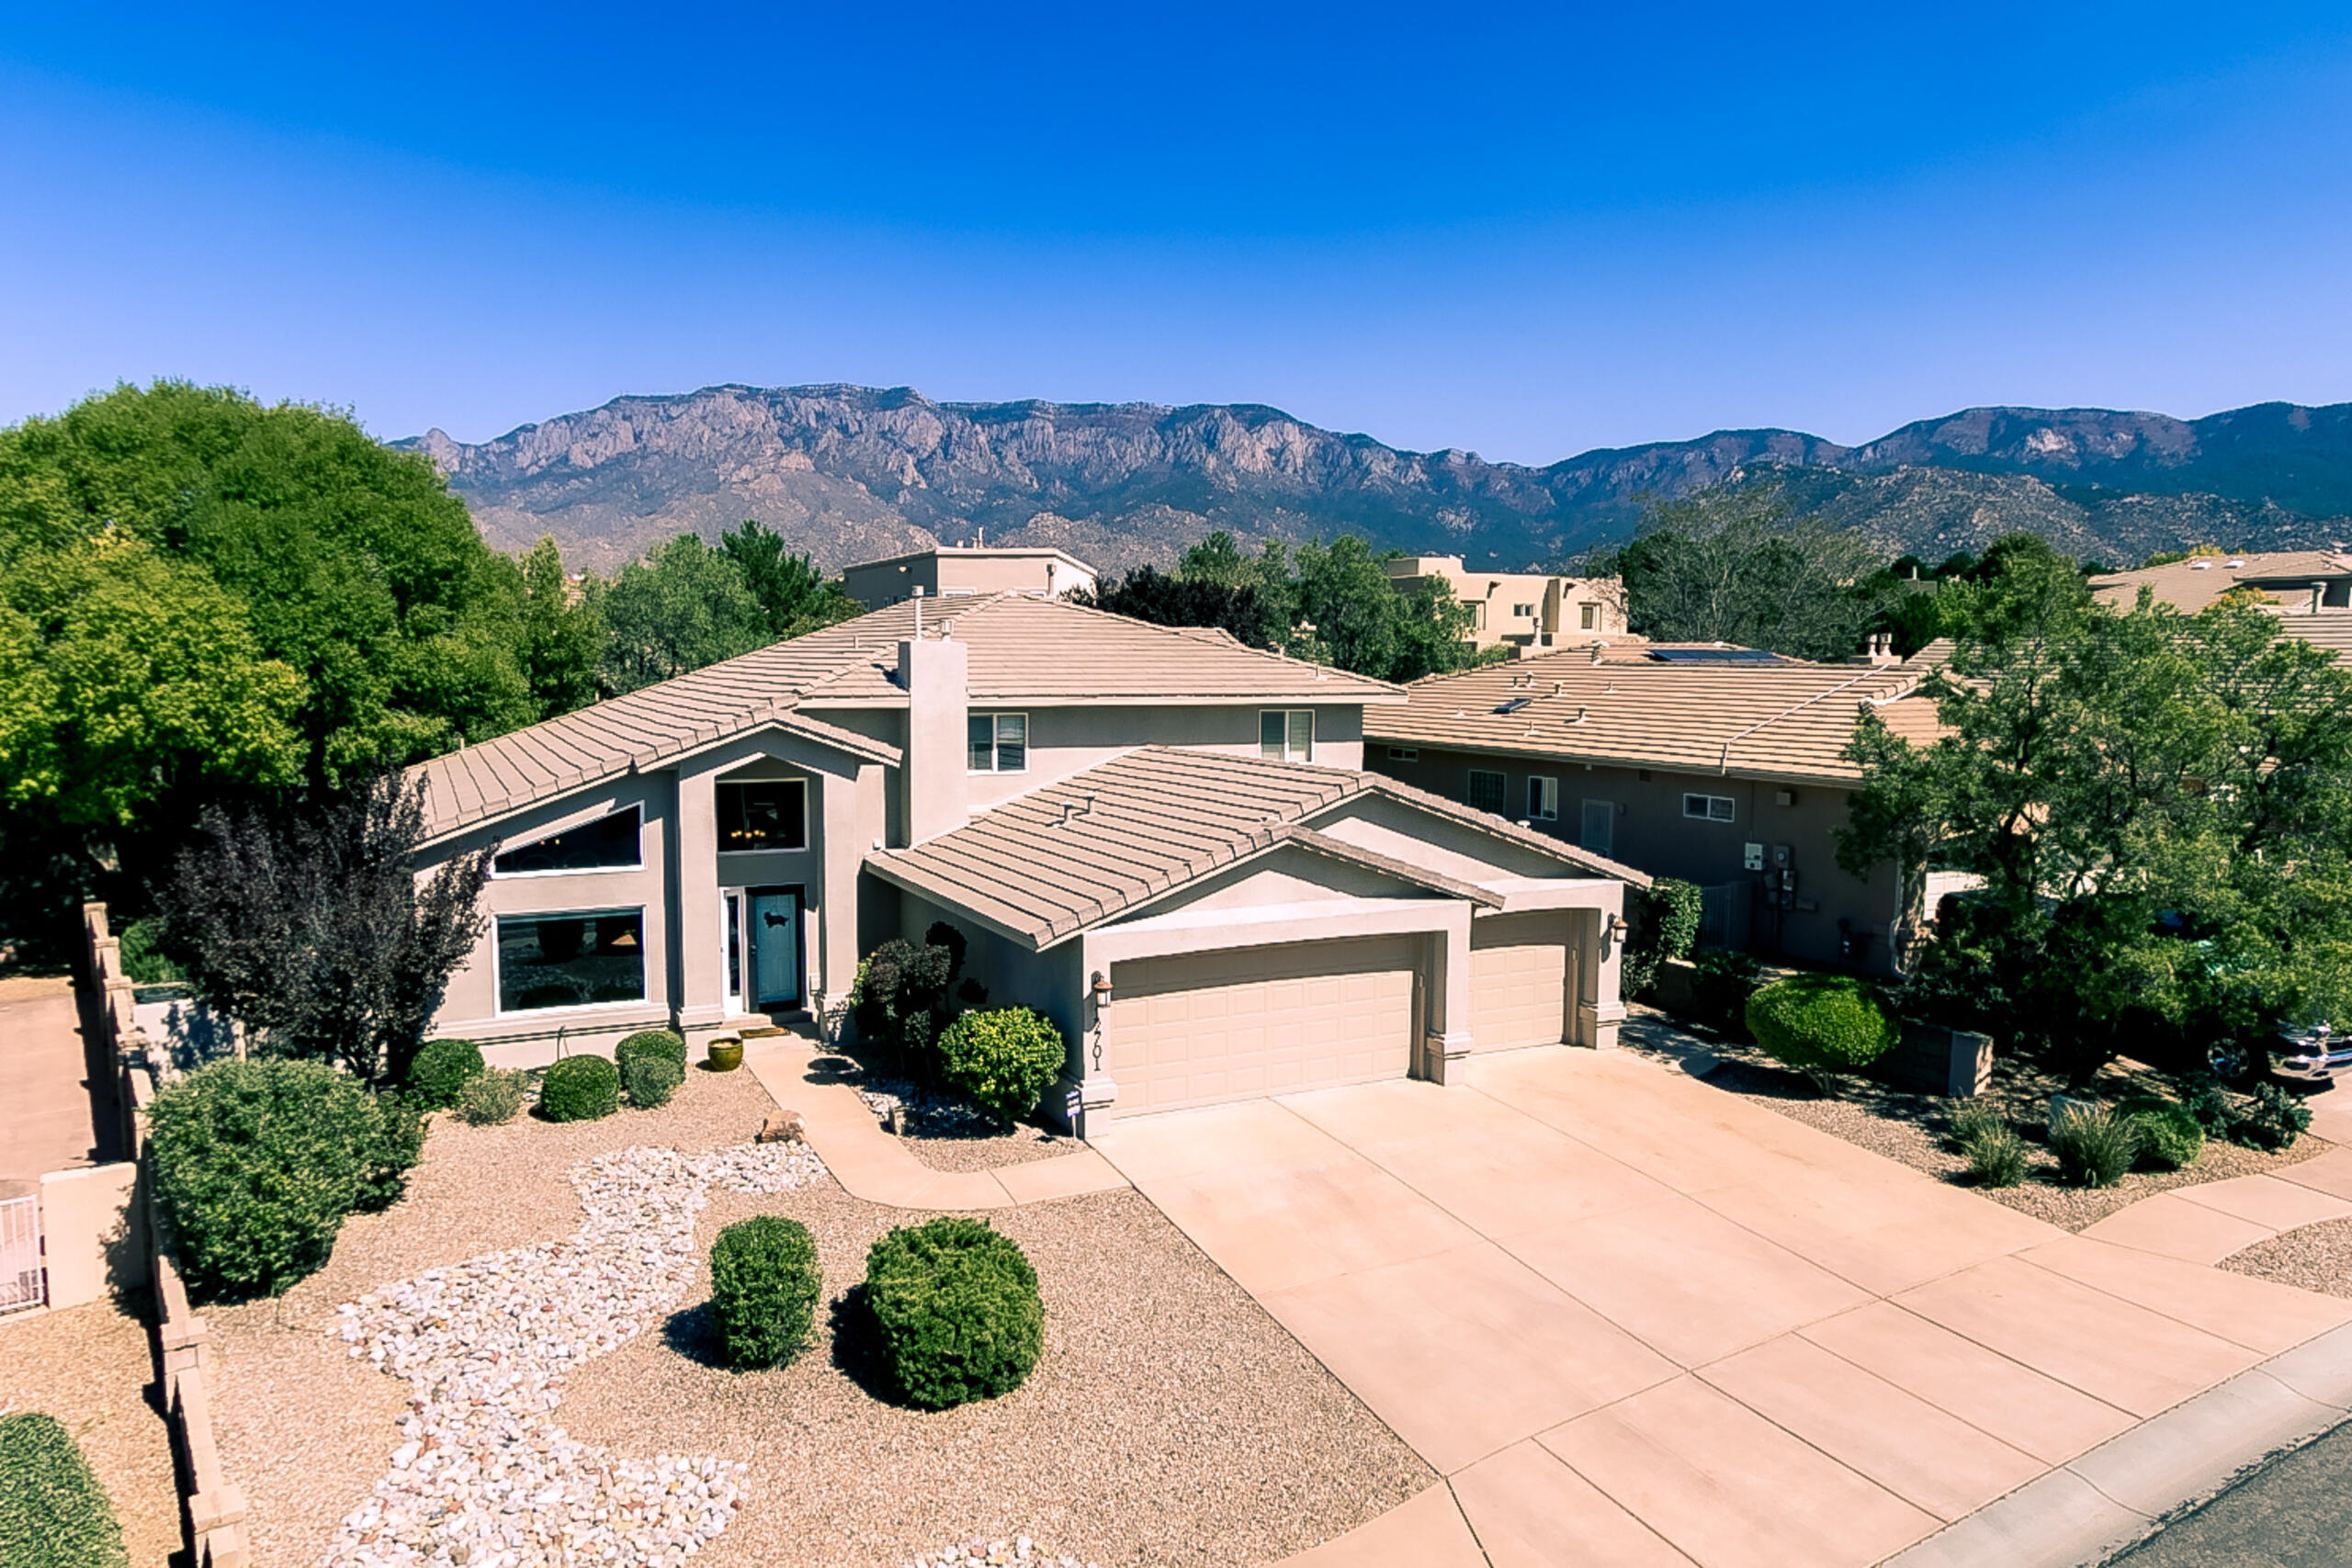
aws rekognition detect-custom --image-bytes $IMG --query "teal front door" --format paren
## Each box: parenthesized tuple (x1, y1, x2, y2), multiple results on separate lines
(748, 889, 802, 1012)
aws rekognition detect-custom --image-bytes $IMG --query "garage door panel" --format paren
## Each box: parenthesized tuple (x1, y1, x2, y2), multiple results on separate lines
(1470, 914, 1572, 1053)
(1107, 937, 1418, 1117)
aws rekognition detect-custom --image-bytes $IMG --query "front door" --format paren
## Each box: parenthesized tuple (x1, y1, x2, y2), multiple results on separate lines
(748, 888, 803, 1012)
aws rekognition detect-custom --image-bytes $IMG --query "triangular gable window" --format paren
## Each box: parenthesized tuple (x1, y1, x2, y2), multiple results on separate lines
(492, 805, 643, 875)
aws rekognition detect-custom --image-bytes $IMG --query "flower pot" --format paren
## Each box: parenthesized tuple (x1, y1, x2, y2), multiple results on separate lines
(707, 1037, 744, 1073)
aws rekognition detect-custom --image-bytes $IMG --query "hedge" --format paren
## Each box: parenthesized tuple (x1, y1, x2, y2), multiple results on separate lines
(405, 1038, 484, 1111)
(538, 1055, 620, 1122)
(0, 1412, 129, 1568)
(938, 1007, 1066, 1124)
(1744, 974, 1899, 1077)
(708, 1215, 822, 1368)
(865, 1217, 1044, 1409)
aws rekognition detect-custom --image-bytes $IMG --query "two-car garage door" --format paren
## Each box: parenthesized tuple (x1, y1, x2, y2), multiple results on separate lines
(1105, 936, 1418, 1118)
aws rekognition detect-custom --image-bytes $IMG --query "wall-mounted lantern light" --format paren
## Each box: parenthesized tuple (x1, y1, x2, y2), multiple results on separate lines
(1600, 913, 1629, 962)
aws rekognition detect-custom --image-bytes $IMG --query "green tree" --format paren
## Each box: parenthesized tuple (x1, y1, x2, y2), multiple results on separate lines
(1286, 535, 1482, 682)
(586, 534, 770, 695)
(717, 519, 861, 638)
(514, 536, 603, 717)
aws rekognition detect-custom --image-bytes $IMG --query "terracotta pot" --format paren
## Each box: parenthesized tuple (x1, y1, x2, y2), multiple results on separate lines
(707, 1037, 744, 1073)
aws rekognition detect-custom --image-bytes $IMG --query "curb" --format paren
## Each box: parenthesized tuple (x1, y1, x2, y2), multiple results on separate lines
(1881, 1321, 2352, 1567)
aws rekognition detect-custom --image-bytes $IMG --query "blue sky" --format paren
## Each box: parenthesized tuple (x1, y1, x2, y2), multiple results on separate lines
(4, 3, 2351, 463)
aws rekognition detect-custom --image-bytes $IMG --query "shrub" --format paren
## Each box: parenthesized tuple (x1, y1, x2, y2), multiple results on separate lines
(865, 1217, 1044, 1409)
(1689, 948, 1764, 1035)
(458, 1067, 530, 1126)
(1962, 1125, 2028, 1188)
(2117, 1095, 2205, 1171)
(624, 1052, 684, 1110)
(707, 1216, 822, 1369)
(538, 1055, 620, 1122)
(405, 1038, 485, 1111)
(852, 938, 961, 1070)
(1745, 975, 1900, 1077)
(2180, 1074, 2237, 1138)
(115, 918, 181, 986)
(1943, 1098, 2009, 1152)
(149, 1058, 411, 1301)
(1621, 878, 1702, 998)
(2050, 1105, 2139, 1188)
(614, 1029, 686, 1081)
(938, 1007, 1066, 1124)
(0, 1411, 129, 1568)
(2234, 1082, 2314, 1152)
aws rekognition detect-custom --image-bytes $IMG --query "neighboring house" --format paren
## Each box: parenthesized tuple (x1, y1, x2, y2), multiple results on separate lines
(2091, 550, 2352, 615)
(842, 545, 1097, 608)
(1364, 642, 1946, 975)
(1380, 555, 1629, 655)
(407, 594, 1645, 1131)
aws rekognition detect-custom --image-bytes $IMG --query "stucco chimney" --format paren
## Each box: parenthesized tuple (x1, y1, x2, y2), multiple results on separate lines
(899, 626, 968, 845)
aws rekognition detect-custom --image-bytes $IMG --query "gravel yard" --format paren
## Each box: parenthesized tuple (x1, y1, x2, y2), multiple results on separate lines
(2221, 1216, 2352, 1300)
(816, 1053, 1077, 1173)
(1622, 1009, 2334, 1233)
(211, 1057, 1427, 1568)
(0, 1296, 184, 1567)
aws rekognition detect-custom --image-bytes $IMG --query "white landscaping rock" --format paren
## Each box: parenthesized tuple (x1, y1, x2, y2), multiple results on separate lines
(908, 1539, 1099, 1568)
(324, 1141, 828, 1567)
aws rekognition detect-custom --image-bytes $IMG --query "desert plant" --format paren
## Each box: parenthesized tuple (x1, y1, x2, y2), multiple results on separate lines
(865, 1217, 1044, 1409)
(707, 1215, 822, 1369)
(1745, 974, 1899, 1086)
(1942, 1098, 2009, 1151)
(2049, 1105, 2140, 1188)
(2234, 1082, 2314, 1152)
(623, 1052, 684, 1110)
(938, 1007, 1066, 1125)
(1961, 1125, 2029, 1188)
(1622, 878, 1702, 998)
(405, 1038, 485, 1111)
(614, 1029, 686, 1080)
(1688, 947, 1764, 1035)
(538, 1054, 619, 1122)
(2116, 1095, 2206, 1171)
(148, 1058, 417, 1301)
(457, 1067, 530, 1126)
(0, 1410, 130, 1568)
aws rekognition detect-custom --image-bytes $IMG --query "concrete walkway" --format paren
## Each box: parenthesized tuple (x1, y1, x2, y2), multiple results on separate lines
(0, 978, 107, 1199)
(741, 1034, 1128, 1210)
(1091, 1047, 2352, 1568)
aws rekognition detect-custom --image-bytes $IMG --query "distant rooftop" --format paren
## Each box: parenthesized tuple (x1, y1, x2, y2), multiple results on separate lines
(2091, 550, 2352, 615)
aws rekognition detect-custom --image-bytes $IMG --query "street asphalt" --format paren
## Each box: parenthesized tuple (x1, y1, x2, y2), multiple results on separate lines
(2106, 1419, 2352, 1567)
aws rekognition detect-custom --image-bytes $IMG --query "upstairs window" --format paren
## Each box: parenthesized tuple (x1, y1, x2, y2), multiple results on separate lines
(1683, 793, 1736, 823)
(1260, 709, 1315, 763)
(1512, 603, 1537, 618)
(492, 806, 642, 875)
(1579, 604, 1598, 629)
(1467, 769, 1508, 816)
(718, 780, 808, 852)
(968, 712, 1028, 773)
(1527, 775, 1559, 820)
(1386, 745, 1419, 761)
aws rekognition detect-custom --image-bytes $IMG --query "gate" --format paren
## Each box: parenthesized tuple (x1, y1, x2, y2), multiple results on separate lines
(0, 1193, 40, 1314)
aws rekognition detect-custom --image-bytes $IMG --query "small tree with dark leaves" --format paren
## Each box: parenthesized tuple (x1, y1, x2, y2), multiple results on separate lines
(160, 771, 492, 1086)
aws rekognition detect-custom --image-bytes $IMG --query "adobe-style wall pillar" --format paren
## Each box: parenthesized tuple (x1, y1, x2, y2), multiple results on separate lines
(899, 624, 968, 846)
(1419, 906, 1475, 1084)
(674, 762, 725, 1035)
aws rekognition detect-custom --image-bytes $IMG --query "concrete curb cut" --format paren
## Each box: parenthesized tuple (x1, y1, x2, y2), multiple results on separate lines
(1881, 1322, 2352, 1567)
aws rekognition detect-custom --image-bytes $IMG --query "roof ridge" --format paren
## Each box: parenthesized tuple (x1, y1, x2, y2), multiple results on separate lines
(1044, 599, 1405, 694)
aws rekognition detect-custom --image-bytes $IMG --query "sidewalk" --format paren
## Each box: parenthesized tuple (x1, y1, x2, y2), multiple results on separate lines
(0, 977, 107, 1199)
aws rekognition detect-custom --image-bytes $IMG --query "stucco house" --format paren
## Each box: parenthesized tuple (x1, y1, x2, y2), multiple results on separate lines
(1364, 641, 1947, 975)
(842, 544, 1097, 609)
(1380, 555, 1629, 655)
(408, 592, 1645, 1132)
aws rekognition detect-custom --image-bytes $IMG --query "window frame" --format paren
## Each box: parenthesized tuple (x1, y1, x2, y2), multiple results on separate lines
(488, 804, 644, 879)
(967, 711, 1029, 773)
(1467, 768, 1508, 817)
(1527, 774, 1560, 821)
(1579, 604, 1598, 630)
(1385, 745, 1419, 762)
(1682, 793, 1737, 823)
(1511, 602, 1537, 618)
(716, 778, 809, 854)
(492, 905, 650, 1017)
(1259, 709, 1315, 764)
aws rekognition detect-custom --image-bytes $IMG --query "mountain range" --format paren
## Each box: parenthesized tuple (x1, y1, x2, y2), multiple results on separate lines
(401, 387, 2352, 578)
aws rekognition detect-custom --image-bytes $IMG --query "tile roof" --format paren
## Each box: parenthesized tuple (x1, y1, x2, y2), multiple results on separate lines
(1366, 644, 1950, 785)
(2092, 551, 2352, 615)
(411, 594, 1399, 842)
(864, 747, 1641, 949)
(2268, 610, 2352, 661)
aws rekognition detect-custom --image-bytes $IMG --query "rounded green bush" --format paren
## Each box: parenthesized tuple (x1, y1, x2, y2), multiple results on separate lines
(149, 1059, 415, 1302)
(707, 1215, 822, 1368)
(615, 1029, 687, 1081)
(865, 1217, 1044, 1409)
(405, 1038, 485, 1111)
(2117, 1096, 2205, 1171)
(538, 1055, 620, 1122)
(938, 1007, 1066, 1124)
(624, 1052, 684, 1110)
(1745, 975, 1900, 1075)
(0, 1410, 129, 1568)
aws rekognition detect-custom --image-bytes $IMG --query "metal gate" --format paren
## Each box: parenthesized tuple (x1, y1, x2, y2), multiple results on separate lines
(0, 1194, 41, 1314)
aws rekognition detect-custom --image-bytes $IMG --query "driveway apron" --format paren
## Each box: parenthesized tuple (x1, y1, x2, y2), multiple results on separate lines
(1091, 1047, 2352, 1568)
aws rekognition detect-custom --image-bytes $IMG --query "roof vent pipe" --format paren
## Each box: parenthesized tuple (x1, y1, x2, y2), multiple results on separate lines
(1574, 705, 1589, 724)
(1590, 643, 1606, 665)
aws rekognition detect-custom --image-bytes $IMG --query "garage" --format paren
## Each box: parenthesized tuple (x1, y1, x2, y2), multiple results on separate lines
(1104, 935, 1419, 1118)
(1469, 913, 1573, 1052)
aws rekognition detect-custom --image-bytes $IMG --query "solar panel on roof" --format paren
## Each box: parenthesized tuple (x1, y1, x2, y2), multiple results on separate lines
(1647, 648, 1785, 665)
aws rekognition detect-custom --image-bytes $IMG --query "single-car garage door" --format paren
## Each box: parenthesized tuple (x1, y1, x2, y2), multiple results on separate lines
(1105, 936, 1419, 1118)
(1470, 913, 1572, 1052)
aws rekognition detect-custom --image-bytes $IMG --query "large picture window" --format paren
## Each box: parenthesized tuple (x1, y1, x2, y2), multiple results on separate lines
(968, 713, 1028, 773)
(717, 780, 808, 852)
(492, 806, 641, 875)
(496, 908, 645, 1013)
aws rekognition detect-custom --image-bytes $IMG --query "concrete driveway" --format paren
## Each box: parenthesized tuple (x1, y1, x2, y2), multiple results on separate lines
(1091, 1047, 2352, 1568)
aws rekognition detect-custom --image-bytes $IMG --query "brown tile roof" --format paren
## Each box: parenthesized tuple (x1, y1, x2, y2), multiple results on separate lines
(411, 594, 1399, 842)
(1366, 644, 1950, 786)
(2268, 610, 2352, 661)
(864, 747, 1641, 949)
(2092, 551, 2352, 615)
